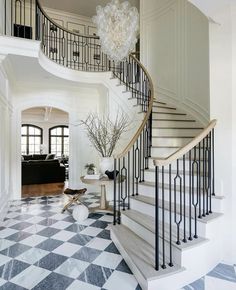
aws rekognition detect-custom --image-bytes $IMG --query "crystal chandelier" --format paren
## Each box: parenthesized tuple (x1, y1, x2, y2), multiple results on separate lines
(93, 0, 139, 63)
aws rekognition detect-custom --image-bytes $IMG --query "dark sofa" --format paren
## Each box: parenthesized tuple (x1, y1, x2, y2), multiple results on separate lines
(22, 154, 65, 185)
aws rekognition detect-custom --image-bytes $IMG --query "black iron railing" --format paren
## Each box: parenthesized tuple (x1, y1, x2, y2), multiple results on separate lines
(153, 123, 216, 270)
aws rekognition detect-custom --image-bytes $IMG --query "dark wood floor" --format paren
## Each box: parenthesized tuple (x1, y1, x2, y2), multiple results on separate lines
(22, 182, 67, 198)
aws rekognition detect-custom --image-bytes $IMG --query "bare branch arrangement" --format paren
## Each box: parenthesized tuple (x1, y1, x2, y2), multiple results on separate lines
(80, 112, 129, 157)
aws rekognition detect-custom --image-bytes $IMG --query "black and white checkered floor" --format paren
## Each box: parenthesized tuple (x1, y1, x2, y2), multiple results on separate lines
(0, 194, 141, 290)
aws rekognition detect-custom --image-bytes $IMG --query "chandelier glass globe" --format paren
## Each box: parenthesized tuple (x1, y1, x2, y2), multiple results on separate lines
(93, 0, 139, 63)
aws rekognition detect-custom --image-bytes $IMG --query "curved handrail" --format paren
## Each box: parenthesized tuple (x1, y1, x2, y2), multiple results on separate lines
(36, 0, 155, 161)
(36, 0, 99, 39)
(153, 119, 217, 167)
(114, 54, 154, 159)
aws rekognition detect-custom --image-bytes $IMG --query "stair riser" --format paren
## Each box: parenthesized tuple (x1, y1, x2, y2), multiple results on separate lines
(144, 170, 206, 186)
(151, 147, 179, 157)
(137, 184, 223, 212)
(152, 128, 202, 137)
(152, 138, 192, 147)
(152, 113, 191, 121)
(148, 159, 208, 171)
(152, 121, 199, 128)
(130, 198, 210, 238)
(121, 213, 183, 265)
(152, 107, 178, 113)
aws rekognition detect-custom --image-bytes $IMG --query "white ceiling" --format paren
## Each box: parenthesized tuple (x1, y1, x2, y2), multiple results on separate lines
(40, 0, 139, 18)
(6, 55, 100, 90)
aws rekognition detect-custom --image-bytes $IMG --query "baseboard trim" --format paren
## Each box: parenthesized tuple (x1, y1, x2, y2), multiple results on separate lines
(0, 190, 9, 222)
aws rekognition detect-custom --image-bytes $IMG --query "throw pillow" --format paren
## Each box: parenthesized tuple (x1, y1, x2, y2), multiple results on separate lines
(46, 153, 56, 160)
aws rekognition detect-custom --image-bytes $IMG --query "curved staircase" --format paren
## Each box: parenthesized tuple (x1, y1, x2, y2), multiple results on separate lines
(2, 1, 224, 289)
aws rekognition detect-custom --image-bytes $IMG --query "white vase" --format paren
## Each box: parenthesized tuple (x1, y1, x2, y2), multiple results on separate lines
(99, 157, 114, 174)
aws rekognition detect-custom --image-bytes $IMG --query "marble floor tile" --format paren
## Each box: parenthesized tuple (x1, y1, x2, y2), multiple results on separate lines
(16, 247, 49, 265)
(35, 252, 67, 271)
(10, 265, 50, 289)
(54, 257, 89, 278)
(31, 272, 73, 290)
(103, 270, 139, 290)
(36, 238, 63, 252)
(93, 251, 123, 269)
(78, 264, 113, 287)
(0, 239, 16, 251)
(79, 226, 103, 237)
(19, 234, 47, 247)
(0, 259, 30, 280)
(66, 280, 100, 290)
(72, 246, 102, 263)
(87, 237, 112, 251)
(50, 221, 72, 230)
(51, 230, 76, 242)
(52, 242, 82, 257)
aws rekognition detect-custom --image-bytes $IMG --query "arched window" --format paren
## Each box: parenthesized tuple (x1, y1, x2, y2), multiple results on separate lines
(49, 125, 69, 157)
(21, 124, 43, 155)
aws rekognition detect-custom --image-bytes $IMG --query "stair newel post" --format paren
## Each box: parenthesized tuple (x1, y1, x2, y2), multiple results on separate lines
(113, 158, 117, 225)
(161, 166, 166, 269)
(155, 165, 160, 271)
(169, 163, 173, 267)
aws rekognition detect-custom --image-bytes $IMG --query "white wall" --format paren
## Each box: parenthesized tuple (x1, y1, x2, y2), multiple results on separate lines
(140, 0, 210, 124)
(0, 55, 12, 220)
(232, 3, 236, 265)
(11, 83, 104, 199)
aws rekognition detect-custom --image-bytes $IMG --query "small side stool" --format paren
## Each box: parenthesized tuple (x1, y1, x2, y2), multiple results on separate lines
(62, 188, 87, 213)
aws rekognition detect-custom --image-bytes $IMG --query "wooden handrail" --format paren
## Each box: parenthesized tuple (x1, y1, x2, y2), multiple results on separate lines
(114, 54, 155, 159)
(153, 119, 217, 167)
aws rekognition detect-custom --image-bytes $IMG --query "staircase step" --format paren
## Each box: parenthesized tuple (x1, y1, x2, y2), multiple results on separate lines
(152, 128, 203, 137)
(152, 136, 193, 147)
(110, 224, 184, 290)
(121, 210, 208, 261)
(130, 195, 223, 224)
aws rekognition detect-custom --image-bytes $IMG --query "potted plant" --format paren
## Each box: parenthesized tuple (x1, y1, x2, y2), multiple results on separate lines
(81, 112, 129, 173)
(85, 163, 95, 175)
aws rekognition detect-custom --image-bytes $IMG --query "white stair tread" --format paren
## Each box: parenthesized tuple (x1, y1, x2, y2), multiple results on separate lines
(111, 224, 184, 281)
(122, 210, 208, 250)
(139, 181, 224, 199)
(131, 195, 223, 224)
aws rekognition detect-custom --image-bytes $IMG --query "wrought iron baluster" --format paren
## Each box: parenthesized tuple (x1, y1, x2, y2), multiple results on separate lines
(161, 166, 166, 269)
(174, 159, 182, 245)
(155, 166, 160, 271)
(169, 164, 173, 266)
(183, 154, 187, 243)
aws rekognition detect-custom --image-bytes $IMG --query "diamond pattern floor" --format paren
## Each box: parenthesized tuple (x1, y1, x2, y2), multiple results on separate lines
(0, 194, 235, 290)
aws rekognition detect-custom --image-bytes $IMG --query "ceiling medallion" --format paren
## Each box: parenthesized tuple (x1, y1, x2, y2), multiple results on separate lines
(93, 0, 139, 62)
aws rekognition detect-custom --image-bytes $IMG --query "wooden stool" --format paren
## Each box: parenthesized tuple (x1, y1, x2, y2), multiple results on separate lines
(62, 188, 87, 213)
